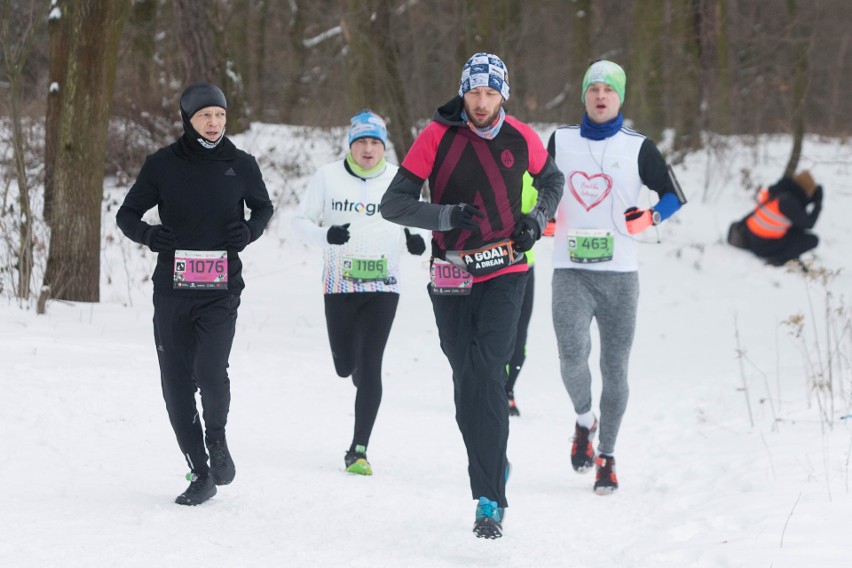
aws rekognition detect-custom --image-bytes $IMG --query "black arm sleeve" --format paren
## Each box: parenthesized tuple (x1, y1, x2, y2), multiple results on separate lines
(637, 139, 677, 198)
(530, 156, 564, 220)
(380, 167, 452, 230)
(115, 158, 160, 244)
(777, 193, 820, 229)
(244, 157, 274, 242)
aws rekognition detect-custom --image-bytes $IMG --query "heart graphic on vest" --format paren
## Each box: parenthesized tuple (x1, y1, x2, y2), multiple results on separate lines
(568, 171, 613, 211)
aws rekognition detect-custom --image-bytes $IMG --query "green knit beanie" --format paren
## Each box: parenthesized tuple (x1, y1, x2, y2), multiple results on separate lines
(581, 60, 626, 104)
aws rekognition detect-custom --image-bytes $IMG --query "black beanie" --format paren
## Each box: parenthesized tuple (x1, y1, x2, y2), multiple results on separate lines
(180, 82, 227, 118)
(179, 82, 227, 151)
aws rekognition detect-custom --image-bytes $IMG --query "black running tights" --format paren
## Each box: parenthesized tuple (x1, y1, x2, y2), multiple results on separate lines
(324, 292, 399, 451)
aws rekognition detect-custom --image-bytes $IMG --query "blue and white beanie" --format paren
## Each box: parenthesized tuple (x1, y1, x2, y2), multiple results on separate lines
(459, 52, 510, 101)
(348, 109, 388, 147)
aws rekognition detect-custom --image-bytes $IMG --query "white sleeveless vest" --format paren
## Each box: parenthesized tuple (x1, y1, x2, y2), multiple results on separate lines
(551, 125, 647, 272)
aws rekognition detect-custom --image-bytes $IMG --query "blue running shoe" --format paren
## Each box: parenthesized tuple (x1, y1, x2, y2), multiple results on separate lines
(473, 496, 504, 539)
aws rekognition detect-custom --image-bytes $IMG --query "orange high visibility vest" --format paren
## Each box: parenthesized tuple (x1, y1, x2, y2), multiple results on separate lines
(746, 188, 791, 239)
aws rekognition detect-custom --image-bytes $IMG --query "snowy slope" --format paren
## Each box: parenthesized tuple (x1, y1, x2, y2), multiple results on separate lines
(1, 124, 850, 568)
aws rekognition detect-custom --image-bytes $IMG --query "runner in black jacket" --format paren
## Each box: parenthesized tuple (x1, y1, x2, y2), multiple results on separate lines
(116, 82, 273, 506)
(381, 53, 563, 539)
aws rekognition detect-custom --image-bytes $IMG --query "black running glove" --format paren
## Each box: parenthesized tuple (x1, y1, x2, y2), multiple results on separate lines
(449, 204, 484, 231)
(225, 221, 251, 251)
(404, 228, 426, 255)
(144, 225, 176, 253)
(511, 212, 544, 253)
(327, 223, 351, 245)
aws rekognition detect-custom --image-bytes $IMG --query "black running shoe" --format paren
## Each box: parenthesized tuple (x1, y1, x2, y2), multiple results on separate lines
(175, 473, 217, 506)
(570, 419, 597, 473)
(208, 438, 235, 485)
(473, 496, 504, 539)
(594, 455, 618, 495)
(507, 392, 520, 417)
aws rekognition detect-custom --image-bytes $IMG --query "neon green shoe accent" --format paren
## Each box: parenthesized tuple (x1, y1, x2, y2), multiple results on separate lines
(345, 445, 372, 475)
(346, 458, 373, 476)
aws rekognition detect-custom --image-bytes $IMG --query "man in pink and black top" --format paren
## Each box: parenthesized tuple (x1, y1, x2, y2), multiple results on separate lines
(381, 52, 563, 539)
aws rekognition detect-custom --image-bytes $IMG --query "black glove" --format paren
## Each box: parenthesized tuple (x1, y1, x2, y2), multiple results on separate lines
(225, 221, 251, 251)
(144, 225, 176, 253)
(449, 203, 484, 231)
(327, 223, 351, 245)
(404, 228, 426, 255)
(813, 185, 823, 205)
(511, 213, 544, 253)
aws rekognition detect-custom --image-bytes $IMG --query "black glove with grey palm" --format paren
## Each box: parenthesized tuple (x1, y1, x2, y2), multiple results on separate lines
(327, 223, 351, 245)
(143, 224, 176, 253)
(512, 209, 546, 253)
(225, 221, 251, 251)
(449, 203, 484, 231)
(404, 228, 426, 255)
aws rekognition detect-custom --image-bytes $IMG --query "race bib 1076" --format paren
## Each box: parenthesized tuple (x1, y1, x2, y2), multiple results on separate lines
(174, 250, 228, 290)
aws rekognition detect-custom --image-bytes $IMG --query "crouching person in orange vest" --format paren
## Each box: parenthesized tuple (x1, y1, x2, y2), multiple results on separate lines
(730, 170, 823, 267)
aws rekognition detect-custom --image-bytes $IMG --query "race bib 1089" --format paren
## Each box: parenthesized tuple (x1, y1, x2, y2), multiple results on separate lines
(174, 250, 228, 289)
(430, 259, 473, 295)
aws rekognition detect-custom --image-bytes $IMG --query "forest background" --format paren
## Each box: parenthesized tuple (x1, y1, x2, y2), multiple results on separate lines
(1, 0, 850, 306)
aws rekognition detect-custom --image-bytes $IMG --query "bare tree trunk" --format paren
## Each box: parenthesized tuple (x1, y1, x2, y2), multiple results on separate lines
(171, 0, 249, 133)
(278, 0, 309, 124)
(369, 0, 414, 156)
(573, 0, 593, 76)
(43, 0, 71, 226)
(43, 0, 130, 303)
(713, 0, 731, 134)
(345, 0, 414, 156)
(784, 0, 809, 177)
(671, 1, 702, 152)
(1, 0, 48, 300)
(631, 0, 665, 142)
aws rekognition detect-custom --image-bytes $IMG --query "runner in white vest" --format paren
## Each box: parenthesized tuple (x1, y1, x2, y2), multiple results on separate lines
(292, 110, 426, 476)
(547, 60, 685, 495)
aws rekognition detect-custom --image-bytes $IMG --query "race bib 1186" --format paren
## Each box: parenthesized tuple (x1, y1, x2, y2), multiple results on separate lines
(342, 256, 388, 282)
(174, 250, 228, 289)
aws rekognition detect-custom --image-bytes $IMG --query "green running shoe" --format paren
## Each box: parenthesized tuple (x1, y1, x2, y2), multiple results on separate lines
(344, 444, 373, 475)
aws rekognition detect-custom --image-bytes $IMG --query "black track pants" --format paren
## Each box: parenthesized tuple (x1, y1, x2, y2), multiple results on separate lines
(153, 294, 239, 475)
(324, 292, 399, 450)
(430, 272, 528, 508)
(506, 267, 534, 395)
(747, 229, 819, 265)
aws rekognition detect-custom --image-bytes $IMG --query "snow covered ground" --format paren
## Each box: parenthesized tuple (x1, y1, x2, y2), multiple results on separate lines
(1, 124, 850, 567)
